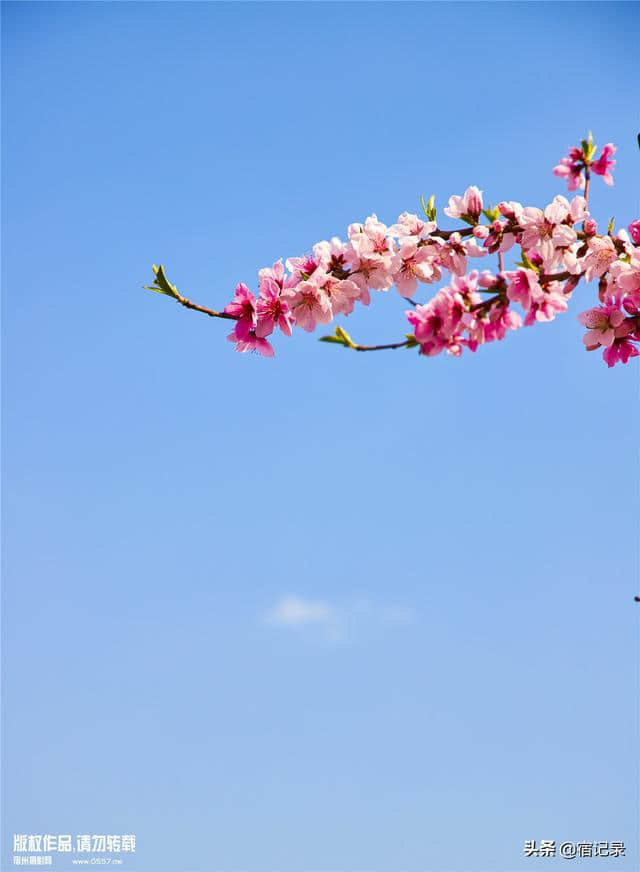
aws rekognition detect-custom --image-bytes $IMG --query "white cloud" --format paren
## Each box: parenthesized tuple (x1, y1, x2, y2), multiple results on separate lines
(265, 595, 334, 627)
(263, 595, 415, 642)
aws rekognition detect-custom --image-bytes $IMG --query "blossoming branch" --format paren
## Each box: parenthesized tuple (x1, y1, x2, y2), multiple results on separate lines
(145, 133, 640, 368)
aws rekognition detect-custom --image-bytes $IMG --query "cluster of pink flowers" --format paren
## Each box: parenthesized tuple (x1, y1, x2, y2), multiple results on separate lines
(553, 132, 617, 190)
(224, 204, 489, 356)
(156, 133, 639, 368)
(577, 240, 640, 367)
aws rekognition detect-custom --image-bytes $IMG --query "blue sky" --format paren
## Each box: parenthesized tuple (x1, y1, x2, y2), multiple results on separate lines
(2, 2, 639, 871)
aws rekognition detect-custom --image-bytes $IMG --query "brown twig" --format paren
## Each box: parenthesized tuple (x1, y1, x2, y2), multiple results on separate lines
(175, 294, 237, 320)
(353, 340, 411, 352)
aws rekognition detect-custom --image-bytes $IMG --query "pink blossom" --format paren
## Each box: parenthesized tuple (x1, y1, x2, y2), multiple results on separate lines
(520, 196, 578, 265)
(406, 291, 458, 356)
(395, 240, 438, 297)
(258, 259, 291, 291)
(591, 143, 616, 186)
(255, 278, 294, 337)
(285, 253, 328, 287)
(562, 242, 587, 275)
(224, 283, 256, 341)
(498, 201, 524, 222)
(568, 196, 589, 223)
(436, 233, 485, 276)
(602, 337, 639, 367)
(321, 276, 361, 316)
(506, 269, 543, 311)
(313, 237, 352, 275)
(582, 236, 618, 282)
(553, 140, 617, 191)
(628, 220, 640, 245)
(553, 147, 585, 191)
(348, 250, 399, 295)
(477, 270, 500, 289)
(227, 329, 274, 357)
(444, 186, 483, 223)
(484, 302, 522, 342)
(484, 220, 517, 255)
(348, 215, 396, 259)
(523, 286, 568, 326)
(284, 280, 332, 332)
(578, 303, 627, 348)
(390, 212, 436, 241)
(607, 254, 640, 304)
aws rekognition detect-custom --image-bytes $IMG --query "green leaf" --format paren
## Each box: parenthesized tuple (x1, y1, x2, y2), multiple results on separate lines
(319, 325, 356, 348)
(607, 216, 616, 234)
(319, 335, 347, 345)
(335, 325, 355, 347)
(405, 334, 419, 349)
(421, 194, 437, 222)
(144, 264, 180, 299)
(581, 131, 596, 162)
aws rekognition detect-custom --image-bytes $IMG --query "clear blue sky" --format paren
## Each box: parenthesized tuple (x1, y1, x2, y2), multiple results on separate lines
(2, 3, 639, 871)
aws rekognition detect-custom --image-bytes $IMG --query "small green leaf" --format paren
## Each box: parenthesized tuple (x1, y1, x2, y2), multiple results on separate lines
(607, 216, 616, 234)
(144, 264, 180, 298)
(319, 335, 347, 345)
(405, 334, 419, 349)
(582, 132, 596, 162)
(334, 325, 355, 347)
(319, 325, 356, 348)
(421, 194, 437, 222)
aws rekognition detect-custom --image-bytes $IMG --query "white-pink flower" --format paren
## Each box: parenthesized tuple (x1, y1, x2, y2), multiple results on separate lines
(582, 236, 618, 282)
(313, 237, 352, 275)
(444, 186, 483, 223)
(348, 215, 396, 258)
(348, 250, 399, 294)
(436, 233, 485, 276)
(520, 196, 579, 265)
(578, 303, 628, 348)
(285, 280, 333, 332)
(498, 201, 524, 222)
(506, 269, 543, 312)
(395, 240, 439, 297)
(259, 259, 292, 292)
(322, 276, 361, 316)
(568, 196, 589, 223)
(524, 287, 568, 326)
(390, 212, 436, 242)
(607, 254, 640, 305)
(553, 146, 585, 191)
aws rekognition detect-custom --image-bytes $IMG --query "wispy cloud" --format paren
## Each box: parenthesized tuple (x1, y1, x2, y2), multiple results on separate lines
(263, 595, 415, 643)
(265, 595, 334, 627)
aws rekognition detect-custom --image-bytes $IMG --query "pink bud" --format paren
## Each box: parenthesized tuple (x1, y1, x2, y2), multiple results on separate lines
(628, 219, 640, 245)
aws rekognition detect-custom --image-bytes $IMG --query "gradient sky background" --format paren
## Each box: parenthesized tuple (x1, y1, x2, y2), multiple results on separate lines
(2, 3, 639, 871)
